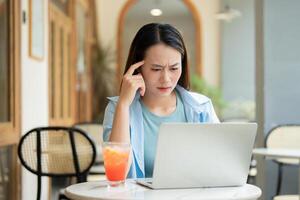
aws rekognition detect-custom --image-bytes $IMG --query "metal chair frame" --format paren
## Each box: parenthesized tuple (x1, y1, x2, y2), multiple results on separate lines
(73, 122, 105, 176)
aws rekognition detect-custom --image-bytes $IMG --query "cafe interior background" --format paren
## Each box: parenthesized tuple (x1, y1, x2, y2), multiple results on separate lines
(0, 0, 299, 199)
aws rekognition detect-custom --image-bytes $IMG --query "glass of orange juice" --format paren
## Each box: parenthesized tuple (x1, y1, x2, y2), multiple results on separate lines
(102, 142, 131, 187)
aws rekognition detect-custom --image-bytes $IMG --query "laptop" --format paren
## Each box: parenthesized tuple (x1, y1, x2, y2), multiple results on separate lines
(136, 122, 257, 189)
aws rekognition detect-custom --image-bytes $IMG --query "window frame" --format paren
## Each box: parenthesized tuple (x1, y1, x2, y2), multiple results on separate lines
(0, 0, 21, 147)
(48, 0, 94, 126)
(49, 2, 75, 126)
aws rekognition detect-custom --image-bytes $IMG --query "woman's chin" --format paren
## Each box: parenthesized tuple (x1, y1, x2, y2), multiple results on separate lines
(143, 88, 174, 98)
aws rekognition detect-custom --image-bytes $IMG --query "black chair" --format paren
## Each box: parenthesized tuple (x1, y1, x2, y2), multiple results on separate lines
(73, 122, 105, 175)
(18, 126, 96, 200)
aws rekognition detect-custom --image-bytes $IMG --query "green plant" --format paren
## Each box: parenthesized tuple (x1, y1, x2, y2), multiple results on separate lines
(91, 44, 116, 122)
(190, 74, 226, 115)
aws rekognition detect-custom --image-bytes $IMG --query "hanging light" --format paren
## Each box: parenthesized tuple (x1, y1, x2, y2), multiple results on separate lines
(215, 5, 242, 22)
(150, 8, 162, 16)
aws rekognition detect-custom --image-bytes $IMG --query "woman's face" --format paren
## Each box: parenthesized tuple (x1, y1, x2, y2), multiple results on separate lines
(141, 43, 182, 98)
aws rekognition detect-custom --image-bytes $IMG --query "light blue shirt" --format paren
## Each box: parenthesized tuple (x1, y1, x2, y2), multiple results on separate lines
(103, 85, 219, 179)
(141, 90, 187, 177)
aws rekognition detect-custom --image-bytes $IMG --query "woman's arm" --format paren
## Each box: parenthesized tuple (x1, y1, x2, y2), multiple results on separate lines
(102, 99, 133, 176)
(106, 61, 145, 143)
(108, 102, 131, 143)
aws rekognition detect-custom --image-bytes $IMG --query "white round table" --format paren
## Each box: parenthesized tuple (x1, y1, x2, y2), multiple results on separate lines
(65, 180, 262, 200)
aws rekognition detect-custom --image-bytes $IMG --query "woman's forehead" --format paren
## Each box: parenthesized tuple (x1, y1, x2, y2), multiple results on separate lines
(145, 44, 181, 63)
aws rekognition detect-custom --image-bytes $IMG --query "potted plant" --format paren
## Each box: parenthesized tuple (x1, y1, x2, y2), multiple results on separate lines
(91, 44, 116, 122)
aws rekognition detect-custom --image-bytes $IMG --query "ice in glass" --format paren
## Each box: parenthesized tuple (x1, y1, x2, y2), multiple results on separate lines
(102, 142, 131, 186)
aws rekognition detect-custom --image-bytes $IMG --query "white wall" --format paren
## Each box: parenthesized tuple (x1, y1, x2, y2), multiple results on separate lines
(221, 0, 255, 103)
(190, 0, 220, 86)
(96, 0, 127, 48)
(96, 0, 220, 87)
(220, 0, 255, 121)
(21, 0, 49, 199)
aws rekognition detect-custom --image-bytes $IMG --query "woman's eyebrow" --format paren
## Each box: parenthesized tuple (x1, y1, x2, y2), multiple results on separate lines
(151, 64, 164, 68)
(151, 63, 179, 68)
(170, 63, 179, 67)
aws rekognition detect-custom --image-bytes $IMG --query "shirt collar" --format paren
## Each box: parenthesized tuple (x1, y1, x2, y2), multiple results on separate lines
(175, 85, 209, 106)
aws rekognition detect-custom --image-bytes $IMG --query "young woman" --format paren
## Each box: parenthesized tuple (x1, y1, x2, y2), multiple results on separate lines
(103, 23, 219, 178)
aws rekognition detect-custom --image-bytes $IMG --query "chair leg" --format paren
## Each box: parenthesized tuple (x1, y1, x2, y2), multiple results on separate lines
(276, 163, 283, 196)
(37, 175, 41, 200)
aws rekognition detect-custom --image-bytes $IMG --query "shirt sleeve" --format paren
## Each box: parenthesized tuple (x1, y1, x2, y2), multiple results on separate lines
(102, 101, 117, 142)
(207, 100, 220, 123)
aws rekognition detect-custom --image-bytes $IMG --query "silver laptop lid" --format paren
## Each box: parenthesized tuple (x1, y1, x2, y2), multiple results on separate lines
(151, 123, 257, 189)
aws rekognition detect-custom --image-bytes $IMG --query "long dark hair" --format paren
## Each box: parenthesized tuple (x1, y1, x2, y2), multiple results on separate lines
(124, 23, 190, 90)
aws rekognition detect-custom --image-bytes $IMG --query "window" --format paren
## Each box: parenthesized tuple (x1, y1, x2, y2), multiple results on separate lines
(49, 3, 74, 125)
(49, 0, 93, 125)
(0, 0, 20, 146)
(0, 0, 9, 123)
(75, 0, 92, 122)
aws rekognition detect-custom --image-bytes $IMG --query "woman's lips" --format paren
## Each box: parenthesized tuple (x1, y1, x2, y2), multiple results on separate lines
(157, 87, 172, 92)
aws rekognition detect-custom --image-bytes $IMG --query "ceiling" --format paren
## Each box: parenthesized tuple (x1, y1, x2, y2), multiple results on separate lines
(127, 0, 191, 20)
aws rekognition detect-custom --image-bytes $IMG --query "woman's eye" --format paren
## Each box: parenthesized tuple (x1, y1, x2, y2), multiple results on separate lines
(171, 68, 178, 71)
(151, 68, 161, 71)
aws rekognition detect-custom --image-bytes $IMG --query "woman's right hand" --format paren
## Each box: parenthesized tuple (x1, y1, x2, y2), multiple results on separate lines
(119, 61, 145, 107)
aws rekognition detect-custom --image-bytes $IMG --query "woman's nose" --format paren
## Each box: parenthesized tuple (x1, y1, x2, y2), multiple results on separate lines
(160, 70, 171, 82)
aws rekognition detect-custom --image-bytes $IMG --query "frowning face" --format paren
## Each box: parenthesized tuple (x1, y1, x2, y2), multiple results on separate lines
(141, 43, 182, 98)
